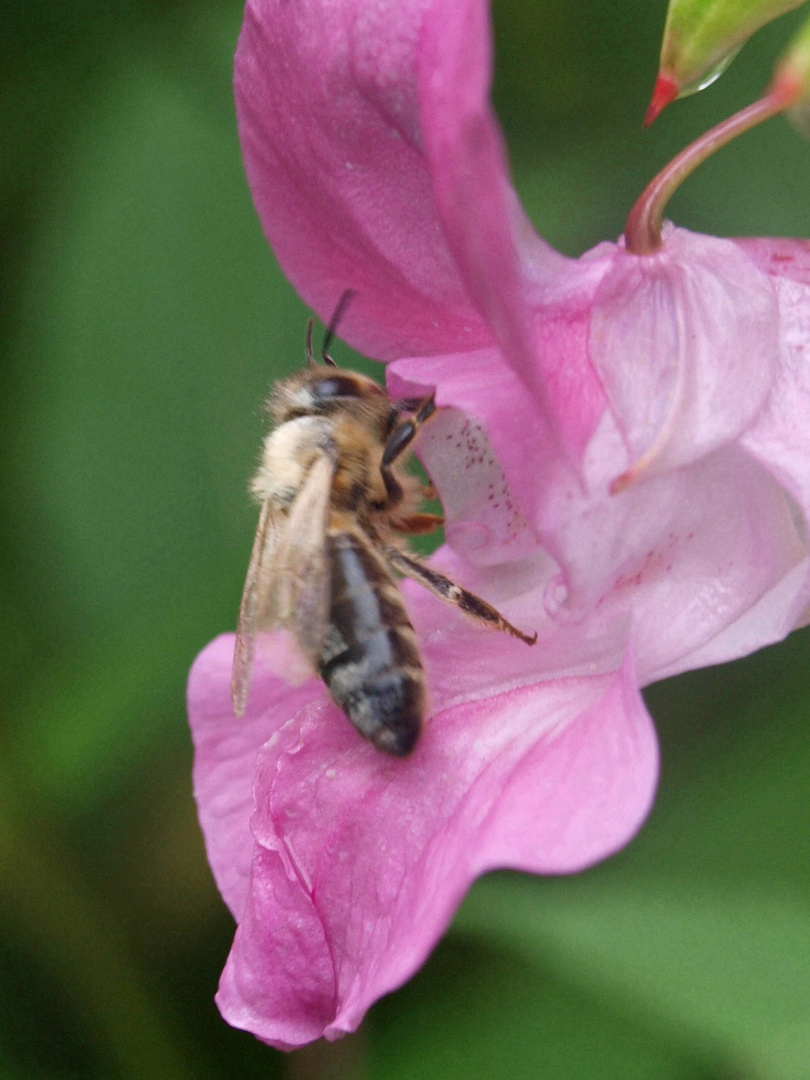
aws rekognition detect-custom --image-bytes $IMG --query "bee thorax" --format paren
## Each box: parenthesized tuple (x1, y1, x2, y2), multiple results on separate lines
(251, 416, 333, 502)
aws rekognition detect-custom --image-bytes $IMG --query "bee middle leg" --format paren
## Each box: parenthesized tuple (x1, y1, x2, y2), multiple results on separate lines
(392, 512, 444, 535)
(386, 548, 537, 645)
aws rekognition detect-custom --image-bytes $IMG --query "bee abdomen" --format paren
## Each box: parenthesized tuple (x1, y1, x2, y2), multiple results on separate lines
(319, 531, 425, 756)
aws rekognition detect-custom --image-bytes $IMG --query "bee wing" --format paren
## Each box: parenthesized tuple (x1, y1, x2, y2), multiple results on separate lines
(265, 452, 334, 660)
(232, 497, 282, 716)
(231, 453, 334, 716)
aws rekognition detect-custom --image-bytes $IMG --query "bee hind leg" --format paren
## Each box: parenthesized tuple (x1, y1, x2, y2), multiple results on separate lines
(386, 548, 537, 645)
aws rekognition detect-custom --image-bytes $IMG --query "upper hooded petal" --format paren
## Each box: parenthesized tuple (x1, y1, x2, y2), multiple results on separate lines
(198, 646, 657, 1049)
(235, 0, 597, 456)
(417, 0, 570, 398)
(235, 0, 489, 360)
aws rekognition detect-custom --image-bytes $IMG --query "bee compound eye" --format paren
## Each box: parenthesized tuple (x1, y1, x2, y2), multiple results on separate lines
(312, 376, 361, 402)
(311, 374, 386, 405)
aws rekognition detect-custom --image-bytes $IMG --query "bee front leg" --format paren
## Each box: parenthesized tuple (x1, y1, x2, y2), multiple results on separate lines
(384, 394, 436, 464)
(380, 394, 436, 504)
(386, 548, 537, 645)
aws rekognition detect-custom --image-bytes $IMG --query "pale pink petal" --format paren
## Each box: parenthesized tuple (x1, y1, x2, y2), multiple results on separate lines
(531, 286, 610, 458)
(234, 0, 490, 361)
(391, 349, 804, 660)
(736, 237, 810, 288)
(388, 349, 551, 561)
(389, 346, 608, 570)
(618, 447, 806, 682)
(650, 556, 809, 676)
(737, 239, 810, 537)
(213, 652, 657, 1048)
(408, 442, 805, 693)
(589, 227, 780, 484)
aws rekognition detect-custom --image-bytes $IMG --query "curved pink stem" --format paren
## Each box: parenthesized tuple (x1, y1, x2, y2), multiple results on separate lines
(625, 82, 799, 256)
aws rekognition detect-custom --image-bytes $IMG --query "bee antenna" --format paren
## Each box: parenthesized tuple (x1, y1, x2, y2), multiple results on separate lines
(320, 289, 356, 366)
(305, 317, 316, 368)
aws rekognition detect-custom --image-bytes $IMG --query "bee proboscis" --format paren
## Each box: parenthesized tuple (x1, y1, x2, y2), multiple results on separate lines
(232, 293, 537, 756)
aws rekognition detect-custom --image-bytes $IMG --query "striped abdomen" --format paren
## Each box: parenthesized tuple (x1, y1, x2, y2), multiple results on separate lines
(318, 530, 425, 756)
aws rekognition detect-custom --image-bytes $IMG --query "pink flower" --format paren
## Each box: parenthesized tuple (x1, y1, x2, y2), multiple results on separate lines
(188, 0, 810, 1050)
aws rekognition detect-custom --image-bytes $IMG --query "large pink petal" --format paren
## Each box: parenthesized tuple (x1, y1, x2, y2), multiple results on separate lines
(211, 652, 657, 1047)
(415, 0, 608, 453)
(189, 635, 323, 919)
(235, 0, 491, 361)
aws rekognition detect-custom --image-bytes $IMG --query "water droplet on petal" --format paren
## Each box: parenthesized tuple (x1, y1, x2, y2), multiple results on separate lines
(446, 522, 491, 553)
(543, 574, 569, 617)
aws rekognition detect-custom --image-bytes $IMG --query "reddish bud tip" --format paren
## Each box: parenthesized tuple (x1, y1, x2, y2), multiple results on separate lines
(643, 73, 679, 128)
(768, 67, 805, 110)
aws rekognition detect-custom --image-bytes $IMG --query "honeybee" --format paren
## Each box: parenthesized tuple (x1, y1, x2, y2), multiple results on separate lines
(232, 293, 537, 756)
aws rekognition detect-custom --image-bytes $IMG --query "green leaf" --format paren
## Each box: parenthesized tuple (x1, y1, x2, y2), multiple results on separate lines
(9, 614, 202, 811)
(458, 876, 810, 1080)
(647, 0, 808, 122)
(5, 22, 311, 808)
(13, 60, 284, 635)
(369, 934, 698, 1080)
(640, 632, 810, 893)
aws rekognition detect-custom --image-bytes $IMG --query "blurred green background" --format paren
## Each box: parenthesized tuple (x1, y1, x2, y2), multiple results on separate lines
(2, 1, 810, 1077)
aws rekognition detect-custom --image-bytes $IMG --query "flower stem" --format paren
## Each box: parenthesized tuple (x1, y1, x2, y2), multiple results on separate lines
(625, 80, 801, 255)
